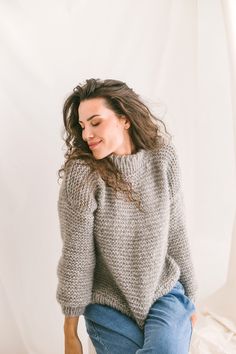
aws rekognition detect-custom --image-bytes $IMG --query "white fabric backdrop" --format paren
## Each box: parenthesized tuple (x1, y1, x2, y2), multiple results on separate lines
(0, 0, 235, 353)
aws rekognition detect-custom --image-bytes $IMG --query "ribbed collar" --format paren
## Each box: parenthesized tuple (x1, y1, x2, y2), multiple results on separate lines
(107, 148, 147, 175)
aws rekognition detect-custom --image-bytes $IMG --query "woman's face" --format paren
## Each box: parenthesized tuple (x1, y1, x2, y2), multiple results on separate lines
(78, 97, 135, 159)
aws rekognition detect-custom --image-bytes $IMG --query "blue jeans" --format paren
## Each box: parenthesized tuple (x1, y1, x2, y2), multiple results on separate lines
(84, 280, 196, 354)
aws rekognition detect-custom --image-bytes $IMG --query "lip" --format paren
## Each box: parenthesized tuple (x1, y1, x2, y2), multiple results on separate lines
(88, 140, 102, 149)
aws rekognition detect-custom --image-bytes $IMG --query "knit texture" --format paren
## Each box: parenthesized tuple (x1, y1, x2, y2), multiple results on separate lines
(56, 140, 198, 330)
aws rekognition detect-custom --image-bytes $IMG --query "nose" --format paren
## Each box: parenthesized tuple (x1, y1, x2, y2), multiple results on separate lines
(82, 126, 94, 142)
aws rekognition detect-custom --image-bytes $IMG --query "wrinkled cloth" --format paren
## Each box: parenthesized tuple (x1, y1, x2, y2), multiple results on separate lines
(84, 280, 196, 354)
(190, 308, 236, 354)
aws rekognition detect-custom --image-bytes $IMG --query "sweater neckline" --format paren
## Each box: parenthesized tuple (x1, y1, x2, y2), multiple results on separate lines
(107, 148, 146, 175)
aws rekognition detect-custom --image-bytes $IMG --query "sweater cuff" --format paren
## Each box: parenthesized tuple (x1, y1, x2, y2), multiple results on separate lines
(62, 305, 87, 317)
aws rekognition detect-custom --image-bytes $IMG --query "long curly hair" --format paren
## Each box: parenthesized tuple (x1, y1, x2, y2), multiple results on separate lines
(58, 78, 172, 211)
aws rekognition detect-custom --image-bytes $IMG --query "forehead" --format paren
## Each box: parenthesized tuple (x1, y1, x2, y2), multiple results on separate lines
(78, 97, 109, 117)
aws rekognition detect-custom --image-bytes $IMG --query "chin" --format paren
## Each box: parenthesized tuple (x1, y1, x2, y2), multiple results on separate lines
(92, 151, 112, 160)
(93, 155, 104, 160)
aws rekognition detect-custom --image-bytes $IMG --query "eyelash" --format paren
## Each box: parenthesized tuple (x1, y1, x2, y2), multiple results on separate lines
(80, 123, 100, 130)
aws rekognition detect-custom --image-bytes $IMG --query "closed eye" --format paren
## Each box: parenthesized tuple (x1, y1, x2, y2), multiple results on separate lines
(80, 123, 100, 130)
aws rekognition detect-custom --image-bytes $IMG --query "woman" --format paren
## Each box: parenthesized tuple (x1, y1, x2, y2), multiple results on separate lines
(56, 78, 198, 354)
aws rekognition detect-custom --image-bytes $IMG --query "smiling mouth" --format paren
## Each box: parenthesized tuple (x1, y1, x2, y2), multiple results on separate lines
(89, 141, 102, 149)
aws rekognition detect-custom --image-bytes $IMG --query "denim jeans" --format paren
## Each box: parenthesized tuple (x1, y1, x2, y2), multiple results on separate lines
(84, 280, 196, 354)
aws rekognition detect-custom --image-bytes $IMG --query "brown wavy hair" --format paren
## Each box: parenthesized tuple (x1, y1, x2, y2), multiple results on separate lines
(58, 78, 172, 211)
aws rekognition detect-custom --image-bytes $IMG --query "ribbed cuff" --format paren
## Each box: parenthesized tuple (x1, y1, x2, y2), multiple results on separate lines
(62, 305, 87, 317)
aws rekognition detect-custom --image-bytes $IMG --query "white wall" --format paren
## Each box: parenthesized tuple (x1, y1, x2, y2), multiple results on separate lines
(0, 0, 235, 353)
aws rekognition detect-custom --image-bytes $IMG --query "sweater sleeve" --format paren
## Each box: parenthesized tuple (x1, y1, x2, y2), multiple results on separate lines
(166, 143, 198, 304)
(56, 159, 98, 317)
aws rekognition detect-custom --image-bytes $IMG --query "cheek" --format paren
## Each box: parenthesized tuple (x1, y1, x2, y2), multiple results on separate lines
(99, 122, 118, 137)
(97, 121, 124, 144)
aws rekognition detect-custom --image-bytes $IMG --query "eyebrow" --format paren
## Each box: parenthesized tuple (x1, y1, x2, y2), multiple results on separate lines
(79, 114, 101, 123)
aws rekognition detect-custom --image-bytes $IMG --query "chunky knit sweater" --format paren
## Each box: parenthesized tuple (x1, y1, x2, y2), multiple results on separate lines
(56, 140, 198, 330)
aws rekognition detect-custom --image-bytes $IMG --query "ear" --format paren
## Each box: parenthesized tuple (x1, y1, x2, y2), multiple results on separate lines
(121, 115, 131, 129)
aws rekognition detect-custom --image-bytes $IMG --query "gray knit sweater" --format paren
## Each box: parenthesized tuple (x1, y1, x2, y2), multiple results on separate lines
(56, 140, 198, 330)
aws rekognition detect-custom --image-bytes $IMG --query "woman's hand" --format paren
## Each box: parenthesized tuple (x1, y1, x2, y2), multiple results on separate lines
(65, 334, 83, 354)
(190, 312, 197, 327)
